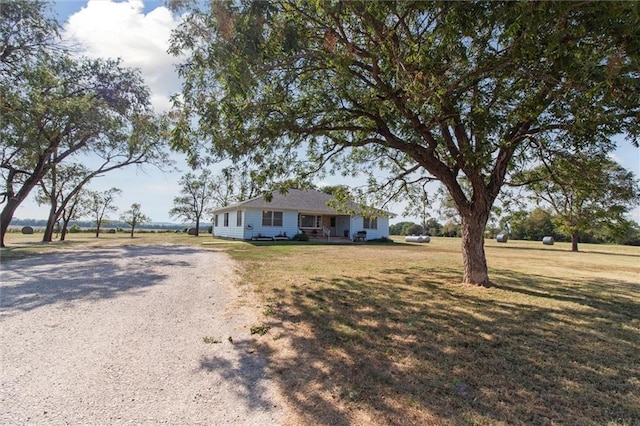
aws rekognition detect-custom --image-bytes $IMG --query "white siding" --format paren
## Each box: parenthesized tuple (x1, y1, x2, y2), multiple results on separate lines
(245, 210, 299, 239)
(213, 209, 390, 241)
(350, 215, 390, 240)
(212, 210, 247, 239)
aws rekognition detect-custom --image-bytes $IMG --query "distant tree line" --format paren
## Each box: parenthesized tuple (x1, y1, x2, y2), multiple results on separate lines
(8, 218, 186, 231)
(390, 207, 640, 246)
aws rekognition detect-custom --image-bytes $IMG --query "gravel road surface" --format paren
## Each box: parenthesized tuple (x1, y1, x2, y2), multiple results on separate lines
(0, 245, 288, 425)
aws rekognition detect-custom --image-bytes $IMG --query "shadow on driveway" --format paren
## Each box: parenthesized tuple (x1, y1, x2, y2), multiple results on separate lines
(0, 245, 201, 316)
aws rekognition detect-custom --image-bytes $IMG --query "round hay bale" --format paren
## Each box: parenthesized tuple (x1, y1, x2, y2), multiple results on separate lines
(542, 236, 554, 245)
(496, 233, 508, 243)
(187, 227, 198, 236)
(405, 235, 430, 243)
(21, 226, 34, 235)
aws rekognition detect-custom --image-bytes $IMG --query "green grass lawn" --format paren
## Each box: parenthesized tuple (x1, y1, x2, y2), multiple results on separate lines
(2, 232, 639, 424)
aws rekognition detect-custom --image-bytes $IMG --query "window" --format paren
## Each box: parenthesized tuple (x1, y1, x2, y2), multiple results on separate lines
(363, 216, 377, 229)
(299, 214, 321, 228)
(214, 214, 219, 227)
(262, 210, 283, 227)
(236, 210, 242, 227)
(224, 212, 229, 227)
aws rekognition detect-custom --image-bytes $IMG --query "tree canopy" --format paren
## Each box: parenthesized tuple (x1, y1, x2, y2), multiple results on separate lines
(1, 1, 170, 247)
(524, 153, 639, 251)
(169, 170, 217, 236)
(86, 187, 121, 238)
(170, 1, 640, 286)
(121, 203, 152, 238)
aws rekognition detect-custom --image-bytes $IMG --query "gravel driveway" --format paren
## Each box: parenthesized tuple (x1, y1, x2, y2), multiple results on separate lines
(0, 245, 288, 425)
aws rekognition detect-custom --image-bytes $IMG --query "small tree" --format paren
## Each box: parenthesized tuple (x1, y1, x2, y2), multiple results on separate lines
(85, 188, 121, 238)
(389, 221, 414, 235)
(405, 223, 425, 236)
(524, 154, 639, 251)
(425, 218, 442, 237)
(58, 189, 89, 241)
(209, 164, 264, 208)
(169, 170, 215, 236)
(120, 203, 151, 238)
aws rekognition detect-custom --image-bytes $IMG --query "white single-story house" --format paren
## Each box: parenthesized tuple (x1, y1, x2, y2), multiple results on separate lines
(211, 189, 391, 241)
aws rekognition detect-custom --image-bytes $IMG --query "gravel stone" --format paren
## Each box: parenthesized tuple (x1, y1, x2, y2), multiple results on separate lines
(0, 245, 288, 425)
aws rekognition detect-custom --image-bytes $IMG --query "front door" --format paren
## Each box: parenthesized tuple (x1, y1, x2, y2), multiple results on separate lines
(322, 215, 337, 237)
(329, 216, 337, 236)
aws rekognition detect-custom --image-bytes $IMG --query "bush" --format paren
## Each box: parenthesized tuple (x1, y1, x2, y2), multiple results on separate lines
(69, 224, 81, 233)
(369, 236, 393, 243)
(405, 224, 425, 235)
(292, 233, 309, 241)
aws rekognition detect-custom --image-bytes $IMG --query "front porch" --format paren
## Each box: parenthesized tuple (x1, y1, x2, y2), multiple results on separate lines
(298, 213, 352, 239)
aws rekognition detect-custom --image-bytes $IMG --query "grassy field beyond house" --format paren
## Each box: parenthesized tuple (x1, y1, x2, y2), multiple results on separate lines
(228, 237, 640, 425)
(2, 233, 639, 424)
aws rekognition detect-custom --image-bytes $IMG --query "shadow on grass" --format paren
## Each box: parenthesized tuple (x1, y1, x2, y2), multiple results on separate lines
(490, 244, 640, 258)
(262, 266, 640, 424)
(199, 339, 281, 412)
(0, 245, 200, 316)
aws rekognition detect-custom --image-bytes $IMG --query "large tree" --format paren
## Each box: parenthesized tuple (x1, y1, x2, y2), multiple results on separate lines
(35, 163, 91, 241)
(169, 1, 639, 286)
(524, 153, 639, 251)
(34, 114, 171, 243)
(0, 0, 59, 72)
(0, 54, 152, 246)
(0, 1, 162, 247)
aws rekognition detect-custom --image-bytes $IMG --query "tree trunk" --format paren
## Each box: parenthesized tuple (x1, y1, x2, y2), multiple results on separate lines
(460, 213, 491, 287)
(42, 203, 58, 242)
(0, 198, 22, 247)
(95, 223, 101, 238)
(60, 218, 70, 241)
(0, 170, 48, 247)
(130, 225, 134, 238)
(194, 217, 200, 236)
(571, 232, 579, 252)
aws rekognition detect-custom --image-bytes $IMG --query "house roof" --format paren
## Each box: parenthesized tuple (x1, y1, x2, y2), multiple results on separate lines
(212, 188, 392, 216)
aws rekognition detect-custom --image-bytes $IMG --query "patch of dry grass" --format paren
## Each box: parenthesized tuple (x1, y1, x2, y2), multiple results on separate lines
(230, 237, 640, 425)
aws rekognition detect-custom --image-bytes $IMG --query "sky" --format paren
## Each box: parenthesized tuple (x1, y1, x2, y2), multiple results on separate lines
(12, 0, 640, 224)
(15, 0, 191, 223)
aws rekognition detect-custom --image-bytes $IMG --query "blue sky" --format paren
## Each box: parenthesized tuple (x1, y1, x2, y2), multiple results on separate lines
(13, 0, 640, 224)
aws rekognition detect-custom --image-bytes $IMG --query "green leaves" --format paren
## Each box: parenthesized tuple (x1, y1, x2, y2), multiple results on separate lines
(169, 0, 640, 282)
(524, 153, 640, 249)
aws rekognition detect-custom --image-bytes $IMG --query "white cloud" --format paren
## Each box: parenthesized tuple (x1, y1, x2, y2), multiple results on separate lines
(63, 0, 183, 112)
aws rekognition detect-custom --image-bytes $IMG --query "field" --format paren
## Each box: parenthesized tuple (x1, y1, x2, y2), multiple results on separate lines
(2, 232, 639, 424)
